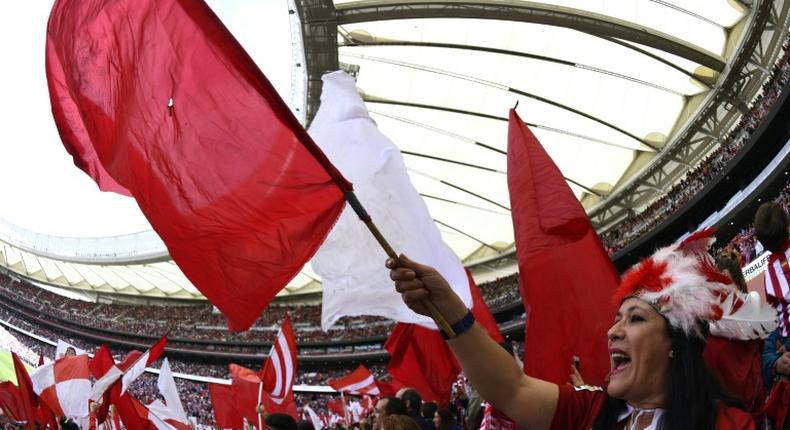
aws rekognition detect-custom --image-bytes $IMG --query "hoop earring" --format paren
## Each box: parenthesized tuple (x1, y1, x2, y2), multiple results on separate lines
(669, 350, 675, 358)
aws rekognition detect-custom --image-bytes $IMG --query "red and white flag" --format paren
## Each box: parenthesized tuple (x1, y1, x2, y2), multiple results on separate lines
(156, 359, 187, 423)
(147, 400, 192, 430)
(304, 405, 323, 430)
(30, 355, 90, 418)
(261, 316, 297, 404)
(129, 396, 190, 430)
(328, 365, 380, 396)
(122, 336, 167, 394)
(91, 336, 167, 400)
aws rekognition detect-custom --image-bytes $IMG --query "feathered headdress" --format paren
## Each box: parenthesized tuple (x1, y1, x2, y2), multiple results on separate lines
(614, 228, 736, 337)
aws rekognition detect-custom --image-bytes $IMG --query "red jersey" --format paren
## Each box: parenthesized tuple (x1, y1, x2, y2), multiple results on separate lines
(764, 240, 790, 336)
(549, 384, 755, 429)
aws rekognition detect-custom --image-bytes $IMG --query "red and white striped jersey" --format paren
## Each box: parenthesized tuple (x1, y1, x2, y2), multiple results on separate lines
(764, 241, 790, 337)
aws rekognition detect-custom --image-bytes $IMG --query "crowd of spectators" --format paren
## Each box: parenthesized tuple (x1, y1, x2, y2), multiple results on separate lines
(712, 179, 790, 265)
(0, 268, 523, 349)
(0, 308, 511, 428)
(477, 274, 520, 309)
(600, 37, 790, 255)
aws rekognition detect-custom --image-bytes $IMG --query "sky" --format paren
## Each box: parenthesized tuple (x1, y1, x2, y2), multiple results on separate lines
(0, 1, 294, 238)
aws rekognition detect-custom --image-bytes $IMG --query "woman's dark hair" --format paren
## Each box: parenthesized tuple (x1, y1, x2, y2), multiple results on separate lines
(266, 413, 298, 430)
(420, 402, 438, 421)
(592, 323, 740, 430)
(754, 202, 789, 252)
(436, 409, 457, 430)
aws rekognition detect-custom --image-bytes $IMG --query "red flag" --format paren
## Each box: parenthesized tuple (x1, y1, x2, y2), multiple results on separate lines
(328, 365, 380, 396)
(375, 379, 403, 398)
(384, 271, 502, 404)
(467, 269, 503, 343)
(506, 109, 619, 385)
(89, 345, 116, 424)
(230, 364, 261, 426)
(231, 363, 297, 424)
(0, 382, 25, 423)
(36, 403, 58, 430)
(12, 353, 37, 430)
(263, 390, 298, 419)
(90, 336, 167, 401)
(327, 399, 346, 417)
(112, 391, 146, 430)
(33, 355, 57, 430)
(384, 324, 460, 405)
(209, 384, 243, 429)
(89, 346, 148, 429)
(46, 0, 351, 332)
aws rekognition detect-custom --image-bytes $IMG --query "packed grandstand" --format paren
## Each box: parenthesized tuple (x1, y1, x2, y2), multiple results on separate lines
(1, 1, 790, 430)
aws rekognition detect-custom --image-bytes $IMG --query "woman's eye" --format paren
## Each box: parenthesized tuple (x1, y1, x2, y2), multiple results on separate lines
(630, 315, 644, 323)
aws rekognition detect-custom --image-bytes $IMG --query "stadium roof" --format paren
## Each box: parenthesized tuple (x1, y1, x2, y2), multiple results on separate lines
(0, 0, 784, 302)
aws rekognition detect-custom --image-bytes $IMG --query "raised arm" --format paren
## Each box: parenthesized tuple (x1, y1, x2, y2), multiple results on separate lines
(387, 255, 559, 430)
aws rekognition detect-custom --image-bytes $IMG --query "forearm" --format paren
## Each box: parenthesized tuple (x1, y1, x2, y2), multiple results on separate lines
(447, 323, 558, 430)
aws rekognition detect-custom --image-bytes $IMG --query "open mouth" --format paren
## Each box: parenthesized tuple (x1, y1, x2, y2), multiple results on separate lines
(610, 350, 631, 374)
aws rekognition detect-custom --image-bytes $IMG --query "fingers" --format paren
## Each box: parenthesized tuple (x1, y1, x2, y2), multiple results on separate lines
(389, 267, 416, 282)
(398, 254, 437, 277)
(402, 289, 430, 307)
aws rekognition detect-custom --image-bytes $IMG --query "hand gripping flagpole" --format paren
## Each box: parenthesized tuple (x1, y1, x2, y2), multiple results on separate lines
(343, 191, 456, 337)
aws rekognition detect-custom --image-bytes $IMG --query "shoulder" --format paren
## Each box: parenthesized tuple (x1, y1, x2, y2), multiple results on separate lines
(715, 404, 755, 430)
(549, 384, 606, 430)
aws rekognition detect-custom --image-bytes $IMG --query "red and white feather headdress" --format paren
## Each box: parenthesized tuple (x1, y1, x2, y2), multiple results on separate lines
(614, 228, 735, 337)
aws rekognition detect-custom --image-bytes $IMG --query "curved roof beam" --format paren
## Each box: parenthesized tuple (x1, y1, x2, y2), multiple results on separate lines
(346, 52, 653, 147)
(409, 168, 511, 211)
(366, 99, 653, 152)
(647, 0, 725, 28)
(400, 150, 505, 174)
(599, 36, 710, 87)
(380, 114, 606, 197)
(420, 193, 511, 216)
(341, 38, 688, 95)
(335, 0, 726, 72)
(433, 218, 501, 251)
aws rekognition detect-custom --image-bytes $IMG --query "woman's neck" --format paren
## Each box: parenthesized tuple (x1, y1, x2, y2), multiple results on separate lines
(626, 395, 665, 410)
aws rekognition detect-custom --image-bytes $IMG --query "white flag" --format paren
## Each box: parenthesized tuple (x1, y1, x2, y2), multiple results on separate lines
(157, 359, 188, 423)
(309, 71, 471, 330)
(304, 404, 323, 430)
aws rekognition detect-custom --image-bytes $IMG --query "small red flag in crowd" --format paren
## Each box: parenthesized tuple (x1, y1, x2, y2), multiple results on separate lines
(328, 365, 380, 396)
(385, 272, 502, 405)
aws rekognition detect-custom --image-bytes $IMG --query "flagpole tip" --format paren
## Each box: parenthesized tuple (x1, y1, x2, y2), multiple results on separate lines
(513, 100, 519, 109)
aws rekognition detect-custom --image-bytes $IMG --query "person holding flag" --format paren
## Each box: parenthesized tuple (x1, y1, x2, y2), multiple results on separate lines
(387, 240, 754, 430)
(385, 111, 754, 430)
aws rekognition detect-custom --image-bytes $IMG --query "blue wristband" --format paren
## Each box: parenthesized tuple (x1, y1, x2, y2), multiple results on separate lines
(441, 309, 475, 340)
